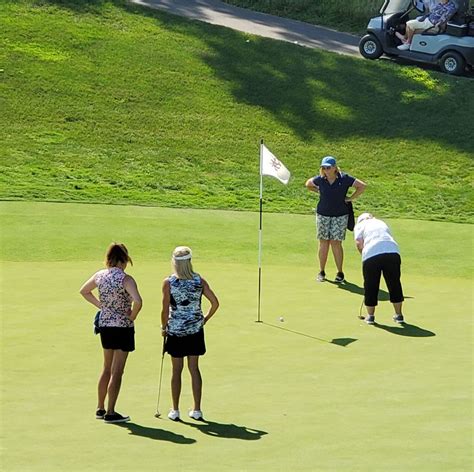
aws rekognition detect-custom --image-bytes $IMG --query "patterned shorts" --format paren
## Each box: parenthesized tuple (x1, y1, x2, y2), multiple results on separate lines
(317, 214, 349, 241)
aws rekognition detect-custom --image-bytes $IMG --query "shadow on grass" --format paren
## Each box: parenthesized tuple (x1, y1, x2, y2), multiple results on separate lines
(374, 322, 436, 337)
(116, 422, 196, 444)
(327, 279, 390, 301)
(38, 0, 473, 151)
(261, 321, 357, 347)
(182, 419, 268, 440)
(328, 280, 414, 303)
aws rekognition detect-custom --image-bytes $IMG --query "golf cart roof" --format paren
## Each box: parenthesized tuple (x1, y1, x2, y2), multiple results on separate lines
(380, 0, 413, 14)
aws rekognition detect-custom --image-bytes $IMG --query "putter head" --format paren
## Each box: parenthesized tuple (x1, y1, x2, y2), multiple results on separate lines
(154, 412, 161, 418)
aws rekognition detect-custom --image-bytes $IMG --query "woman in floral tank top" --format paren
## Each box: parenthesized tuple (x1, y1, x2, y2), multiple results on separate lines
(161, 246, 219, 422)
(80, 243, 142, 424)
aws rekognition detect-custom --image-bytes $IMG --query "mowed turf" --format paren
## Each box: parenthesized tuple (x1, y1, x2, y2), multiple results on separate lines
(1, 201, 472, 471)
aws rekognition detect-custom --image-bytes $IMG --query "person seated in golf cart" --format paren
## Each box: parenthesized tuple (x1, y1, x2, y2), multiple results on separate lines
(397, 0, 457, 49)
(416, 0, 441, 12)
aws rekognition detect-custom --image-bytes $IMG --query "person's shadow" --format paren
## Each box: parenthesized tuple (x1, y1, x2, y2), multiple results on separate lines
(328, 279, 390, 301)
(182, 419, 268, 440)
(116, 422, 196, 444)
(374, 323, 436, 337)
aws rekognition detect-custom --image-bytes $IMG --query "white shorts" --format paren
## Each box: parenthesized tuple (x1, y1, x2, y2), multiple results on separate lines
(406, 17, 436, 33)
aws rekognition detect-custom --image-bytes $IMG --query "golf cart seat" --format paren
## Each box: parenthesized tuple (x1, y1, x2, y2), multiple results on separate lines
(444, 0, 471, 36)
(449, 0, 469, 24)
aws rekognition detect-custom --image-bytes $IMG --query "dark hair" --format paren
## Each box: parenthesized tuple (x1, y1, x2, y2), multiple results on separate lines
(105, 243, 133, 268)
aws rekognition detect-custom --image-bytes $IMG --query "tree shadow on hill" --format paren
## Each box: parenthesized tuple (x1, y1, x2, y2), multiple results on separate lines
(116, 422, 196, 444)
(374, 322, 435, 337)
(196, 32, 473, 149)
(181, 419, 268, 440)
(38, 0, 473, 152)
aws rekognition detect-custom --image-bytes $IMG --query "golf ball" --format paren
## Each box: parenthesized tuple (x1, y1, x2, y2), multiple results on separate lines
(279, 317, 285, 322)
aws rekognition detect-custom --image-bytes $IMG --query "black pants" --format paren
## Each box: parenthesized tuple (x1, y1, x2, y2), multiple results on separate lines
(363, 253, 404, 307)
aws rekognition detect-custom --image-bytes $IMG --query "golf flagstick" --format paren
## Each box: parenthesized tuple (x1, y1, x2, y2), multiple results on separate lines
(154, 336, 166, 418)
(257, 140, 291, 323)
(257, 139, 264, 323)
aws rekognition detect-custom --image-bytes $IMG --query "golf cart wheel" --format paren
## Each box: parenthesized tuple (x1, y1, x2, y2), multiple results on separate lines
(359, 34, 383, 60)
(439, 51, 466, 75)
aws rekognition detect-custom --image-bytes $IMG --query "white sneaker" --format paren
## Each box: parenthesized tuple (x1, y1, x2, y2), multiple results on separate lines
(188, 410, 203, 420)
(168, 409, 180, 421)
(397, 43, 410, 51)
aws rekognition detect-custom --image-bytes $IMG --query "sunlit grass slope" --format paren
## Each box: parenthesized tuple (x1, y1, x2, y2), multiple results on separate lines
(1, 0, 473, 222)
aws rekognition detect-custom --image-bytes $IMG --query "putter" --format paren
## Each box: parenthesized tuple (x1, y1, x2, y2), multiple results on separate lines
(357, 299, 365, 320)
(154, 337, 166, 418)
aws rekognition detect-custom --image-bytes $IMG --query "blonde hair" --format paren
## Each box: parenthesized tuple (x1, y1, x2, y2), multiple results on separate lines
(319, 166, 342, 177)
(172, 246, 195, 280)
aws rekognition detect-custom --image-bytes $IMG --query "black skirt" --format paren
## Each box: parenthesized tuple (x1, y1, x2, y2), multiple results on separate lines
(100, 327, 135, 352)
(165, 329, 206, 358)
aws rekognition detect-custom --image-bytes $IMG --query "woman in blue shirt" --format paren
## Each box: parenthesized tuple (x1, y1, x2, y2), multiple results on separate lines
(161, 246, 219, 421)
(305, 156, 366, 283)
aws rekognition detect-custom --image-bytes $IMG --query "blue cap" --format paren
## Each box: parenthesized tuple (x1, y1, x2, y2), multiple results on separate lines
(321, 156, 337, 167)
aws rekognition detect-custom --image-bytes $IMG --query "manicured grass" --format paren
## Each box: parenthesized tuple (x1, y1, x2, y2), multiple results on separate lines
(1, 201, 472, 471)
(1, 1, 473, 222)
(222, 0, 381, 33)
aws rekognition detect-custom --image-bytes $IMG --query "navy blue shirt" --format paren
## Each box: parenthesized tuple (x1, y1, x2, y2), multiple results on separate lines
(312, 172, 355, 217)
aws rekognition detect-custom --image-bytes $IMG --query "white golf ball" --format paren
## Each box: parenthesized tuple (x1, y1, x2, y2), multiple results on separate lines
(279, 316, 285, 322)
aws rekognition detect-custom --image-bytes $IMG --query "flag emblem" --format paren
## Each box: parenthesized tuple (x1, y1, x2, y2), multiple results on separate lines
(260, 144, 290, 185)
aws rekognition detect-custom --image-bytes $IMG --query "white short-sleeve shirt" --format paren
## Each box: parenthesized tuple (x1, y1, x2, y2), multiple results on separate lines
(354, 218, 400, 262)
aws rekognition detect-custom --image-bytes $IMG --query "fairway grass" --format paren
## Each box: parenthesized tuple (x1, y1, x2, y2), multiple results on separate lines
(1, 202, 473, 471)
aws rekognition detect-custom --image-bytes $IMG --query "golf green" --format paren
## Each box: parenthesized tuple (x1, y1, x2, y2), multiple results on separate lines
(1, 202, 472, 471)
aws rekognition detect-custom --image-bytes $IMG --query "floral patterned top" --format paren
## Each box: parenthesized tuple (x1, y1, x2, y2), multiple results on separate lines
(95, 267, 133, 328)
(167, 274, 204, 337)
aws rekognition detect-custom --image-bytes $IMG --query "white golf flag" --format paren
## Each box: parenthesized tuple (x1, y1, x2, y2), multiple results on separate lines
(260, 144, 290, 185)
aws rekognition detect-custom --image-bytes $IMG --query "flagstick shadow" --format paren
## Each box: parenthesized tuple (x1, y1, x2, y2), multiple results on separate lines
(260, 321, 357, 347)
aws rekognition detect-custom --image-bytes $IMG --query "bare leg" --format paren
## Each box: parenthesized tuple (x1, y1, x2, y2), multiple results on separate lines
(187, 356, 202, 411)
(392, 301, 403, 315)
(330, 240, 344, 273)
(366, 306, 376, 316)
(106, 350, 129, 415)
(98, 349, 113, 410)
(171, 357, 184, 411)
(318, 239, 330, 272)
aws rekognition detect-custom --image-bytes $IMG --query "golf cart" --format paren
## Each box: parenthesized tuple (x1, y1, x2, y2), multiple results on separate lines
(359, 0, 474, 75)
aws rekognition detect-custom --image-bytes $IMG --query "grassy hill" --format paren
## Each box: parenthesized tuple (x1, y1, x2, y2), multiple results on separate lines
(1, 0, 473, 222)
(222, 0, 381, 34)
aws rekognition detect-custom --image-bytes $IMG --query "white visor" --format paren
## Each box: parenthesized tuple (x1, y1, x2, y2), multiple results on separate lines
(173, 252, 192, 261)
(357, 213, 373, 225)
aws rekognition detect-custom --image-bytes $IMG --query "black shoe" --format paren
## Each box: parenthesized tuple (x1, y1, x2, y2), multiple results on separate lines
(316, 271, 326, 282)
(335, 272, 345, 283)
(96, 409, 106, 419)
(393, 314, 405, 324)
(103, 413, 130, 424)
(365, 315, 375, 325)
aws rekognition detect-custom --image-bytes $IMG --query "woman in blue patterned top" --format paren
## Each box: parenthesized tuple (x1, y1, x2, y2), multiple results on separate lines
(161, 246, 219, 421)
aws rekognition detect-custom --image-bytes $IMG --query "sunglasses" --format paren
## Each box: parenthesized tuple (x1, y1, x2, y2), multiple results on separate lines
(321, 166, 333, 170)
